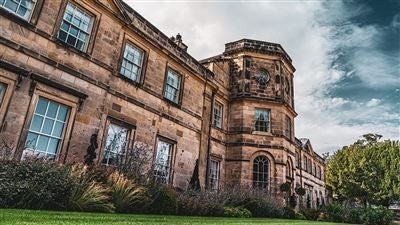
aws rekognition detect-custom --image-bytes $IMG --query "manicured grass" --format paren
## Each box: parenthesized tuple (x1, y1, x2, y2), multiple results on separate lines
(0, 209, 354, 225)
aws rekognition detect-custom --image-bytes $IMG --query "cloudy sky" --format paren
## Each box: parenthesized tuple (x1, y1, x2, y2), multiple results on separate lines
(126, 0, 400, 154)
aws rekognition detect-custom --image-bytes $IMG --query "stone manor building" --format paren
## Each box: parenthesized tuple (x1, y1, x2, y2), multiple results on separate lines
(0, 0, 327, 207)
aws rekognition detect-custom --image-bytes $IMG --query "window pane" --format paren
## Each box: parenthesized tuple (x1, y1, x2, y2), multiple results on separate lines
(48, 102, 59, 118)
(42, 118, 54, 135)
(26, 132, 38, 149)
(57, 105, 68, 121)
(36, 98, 48, 115)
(120, 44, 144, 82)
(52, 121, 64, 137)
(102, 123, 129, 166)
(30, 115, 43, 132)
(47, 138, 59, 154)
(36, 135, 49, 152)
(0, 83, 5, 103)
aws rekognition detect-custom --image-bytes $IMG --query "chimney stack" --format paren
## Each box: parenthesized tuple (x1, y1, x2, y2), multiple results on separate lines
(171, 33, 188, 52)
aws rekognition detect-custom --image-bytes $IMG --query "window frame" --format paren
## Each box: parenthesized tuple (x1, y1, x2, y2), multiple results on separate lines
(209, 159, 220, 191)
(153, 136, 176, 184)
(100, 118, 135, 166)
(19, 89, 77, 161)
(0, 76, 15, 129)
(252, 155, 270, 190)
(162, 67, 183, 105)
(254, 108, 271, 132)
(118, 40, 147, 84)
(284, 115, 292, 139)
(54, 1, 99, 54)
(212, 101, 223, 129)
(0, 0, 44, 24)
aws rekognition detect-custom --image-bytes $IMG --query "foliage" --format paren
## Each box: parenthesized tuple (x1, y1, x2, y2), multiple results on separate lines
(295, 212, 306, 220)
(68, 165, 114, 213)
(361, 206, 394, 225)
(148, 186, 178, 215)
(321, 204, 395, 225)
(288, 194, 297, 208)
(188, 159, 201, 191)
(326, 134, 400, 206)
(243, 198, 283, 218)
(282, 206, 296, 219)
(0, 159, 73, 210)
(300, 208, 321, 221)
(176, 189, 224, 216)
(324, 204, 344, 222)
(107, 171, 150, 213)
(117, 142, 154, 184)
(279, 182, 291, 192)
(223, 207, 252, 218)
(295, 187, 306, 196)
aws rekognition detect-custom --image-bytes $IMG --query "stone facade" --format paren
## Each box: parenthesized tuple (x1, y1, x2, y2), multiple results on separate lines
(0, 0, 328, 207)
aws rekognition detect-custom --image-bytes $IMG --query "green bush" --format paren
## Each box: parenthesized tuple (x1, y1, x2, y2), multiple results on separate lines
(301, 208, 321, 221)
(107, 172, 150, 213)
(282, 206, 296, 219)
(223, 207, 252, 218)
(324, 203, 344, 222)
(361, 206, 394, 225)
(243, 198, 283, 218)
(0, 160, 73, 210)
(342, 208, 363, 224)
(149, 186, 178, 215)
(68, 165, 114, 213)
(295, 212, 306, 220)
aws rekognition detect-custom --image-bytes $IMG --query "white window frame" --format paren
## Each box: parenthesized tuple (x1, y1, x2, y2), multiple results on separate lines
(209, 159, 220, 190)
(213, 101, 223, 129)
(101, 122, 131, 166)
(25, 97, 70, 159)
(0, 0, 37, 21)
(120, 42, 144, 82)
(57, 2, 94, 52)
(164, 68, 181, 104)
(153, 138, 174, 184)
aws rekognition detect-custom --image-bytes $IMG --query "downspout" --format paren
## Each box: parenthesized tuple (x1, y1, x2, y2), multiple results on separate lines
(205, 85, 215, 189)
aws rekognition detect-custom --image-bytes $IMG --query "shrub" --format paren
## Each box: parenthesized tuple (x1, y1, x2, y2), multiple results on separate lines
(342, 208, 363, 224)
(68, 165, 114, 213)
(361, 206, 394, 225)
(0, 160, 73, 210)
(149, 186, 177, 215)
(282, 206, 296, 219)
(107, 172, 150, 213)
(324, 203, 344, 222)
(177, 189, 224, 216)
(243, 198, 283, 218)
(223, 207, 252, 218)
(301, 208, 321, 221)
(295, 212, 306, 220)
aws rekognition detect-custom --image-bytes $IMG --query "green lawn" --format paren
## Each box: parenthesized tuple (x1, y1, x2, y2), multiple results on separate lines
(0, 209, 353, 225)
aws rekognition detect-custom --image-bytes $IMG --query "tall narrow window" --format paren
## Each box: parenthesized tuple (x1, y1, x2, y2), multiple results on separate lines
(209, 160, 220, 190)
(0, 83, 6, 105)
(120, 43, 144, 82)
(213, 101, 223, 129)
(0, 0, 36, 20)
(57, 2, 93, 51)
(102, 123, 129, 166)
(164, 68, 181, 104)
(154, 139, 174, 184)
(253, 156, 269, 189)
(303, 156, 308, 170)
(254, 109, 270, 132)
(284, 115, 291, 139)
(25, 97, 69, 159)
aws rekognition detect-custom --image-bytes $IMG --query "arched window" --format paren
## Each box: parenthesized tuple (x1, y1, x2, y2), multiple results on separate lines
(253, 156, 269, 189)
(286, 161, 292, 178)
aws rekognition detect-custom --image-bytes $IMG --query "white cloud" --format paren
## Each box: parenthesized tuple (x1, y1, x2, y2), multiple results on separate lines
(366, 98, 382, 107)
(126, 0, 400, 154)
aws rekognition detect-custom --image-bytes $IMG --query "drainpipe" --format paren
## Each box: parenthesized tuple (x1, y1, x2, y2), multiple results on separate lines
(205, 88, 215, 189)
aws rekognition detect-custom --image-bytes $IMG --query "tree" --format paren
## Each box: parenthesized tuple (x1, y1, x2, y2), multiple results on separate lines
(326, 133, 400, 207)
